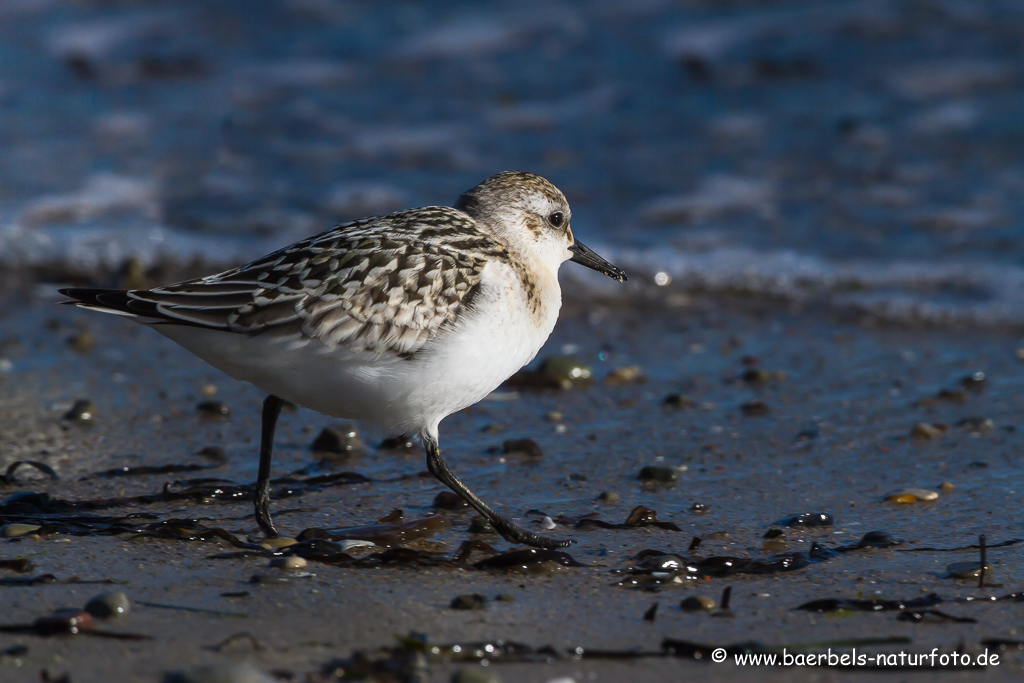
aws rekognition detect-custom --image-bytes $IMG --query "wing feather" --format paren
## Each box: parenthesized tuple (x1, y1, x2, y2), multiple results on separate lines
(62, 207, 507, 358)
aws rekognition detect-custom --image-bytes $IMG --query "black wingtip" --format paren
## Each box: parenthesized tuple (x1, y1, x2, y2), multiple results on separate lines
(58, 287, 104, 304)
(57, 287, 136, 313)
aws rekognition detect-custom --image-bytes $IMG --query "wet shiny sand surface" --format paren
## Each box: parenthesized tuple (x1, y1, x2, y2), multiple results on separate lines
(2, 292, 1022, 681)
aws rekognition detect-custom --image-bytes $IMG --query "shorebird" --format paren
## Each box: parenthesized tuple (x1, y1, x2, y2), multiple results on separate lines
(60, 171, 627, 549)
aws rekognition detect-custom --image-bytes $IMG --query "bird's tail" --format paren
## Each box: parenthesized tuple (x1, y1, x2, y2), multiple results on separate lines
(58, 288, 158, 319)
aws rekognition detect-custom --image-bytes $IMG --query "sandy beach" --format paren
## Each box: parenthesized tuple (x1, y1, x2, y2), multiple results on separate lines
(2, 287, 1023, 682)
(2, 0, 1024, 680)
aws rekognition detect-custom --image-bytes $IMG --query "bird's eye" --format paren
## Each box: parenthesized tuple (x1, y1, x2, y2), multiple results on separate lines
(548, 211, 564, 228)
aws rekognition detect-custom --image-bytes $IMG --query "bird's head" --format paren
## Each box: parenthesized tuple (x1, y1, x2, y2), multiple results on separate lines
(455, 170, 627, 282)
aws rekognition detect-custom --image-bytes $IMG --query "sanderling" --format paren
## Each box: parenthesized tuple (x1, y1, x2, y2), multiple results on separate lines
(60, 171, 627, 549)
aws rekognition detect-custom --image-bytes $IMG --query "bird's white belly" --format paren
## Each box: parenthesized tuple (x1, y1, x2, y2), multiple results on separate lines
(394, 286, 557, 433)
(155, 266, 559, 436)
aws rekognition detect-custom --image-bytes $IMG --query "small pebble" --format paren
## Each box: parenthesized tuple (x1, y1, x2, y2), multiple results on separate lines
(494, 594, 515, 602)
(503, 438, 543, 458)
(680, 595, 716, 612)
(34, 609, 94, 635)
(510, 356, 593, 390)
(939, 481, 955, 491)
(64, 399, 96, 422)
(935, 388, 967, 403)
(450, 593, 488, 611)
(638, 465, 678, 483)
(958, 417, 994, 433)
(200, 384, 217, 396)
(795, 427, 819, 441)
(469, 517, 495, 534)
(911, 422, 946, 441)
(857, 530, 898, 548)
(662, 393, 694, 408)
(166, 663, 277, 683)
(541, 355, 593, 389)
(379, 435, 417, 451)
(689, 502, 710, 514)
(0, 558, 33, 573)
(258, 537, 297, 550)
(640, 555, 683, 571)
(197, 401, 230, 417)
(310, 423, 365, 457)
(269, 556, 308, 570)
(540, 516, 556, 530)
(338, 539, 376, 551)
(596, 491, 620, 503)
(885, 488, 939, 503)
(1, 523, 41, 538)
(84, 590, 131, 618)
(740, 400, 770, 416)
(886, 493, 916, 504)
(740, 368, 784, 384)
(778, 512, 833, 527)
(378, 508, 403, 523)
(960, 371, 986, 393)
(545, 411, 562, 423)
(451, 667, 502, 683)
(67, 331, 95, 352)
(604, 365, 645, 386)
(433, 490, 470, 510)
(947, 562, 993, 580)
(902, 487, 938, 501)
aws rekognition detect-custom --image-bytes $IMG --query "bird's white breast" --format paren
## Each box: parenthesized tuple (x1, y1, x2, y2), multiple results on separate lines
(154, 257, 562, 437)
(393, 257, 561, 433)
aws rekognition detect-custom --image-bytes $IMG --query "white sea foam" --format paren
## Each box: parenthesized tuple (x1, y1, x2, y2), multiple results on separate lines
(6, 210, 1021, 328)
(587, 243, 1024, 327)
(18, 174, 158, 228)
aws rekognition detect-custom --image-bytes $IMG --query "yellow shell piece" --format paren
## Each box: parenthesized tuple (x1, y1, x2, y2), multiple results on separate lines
(885, 493, 917, 504)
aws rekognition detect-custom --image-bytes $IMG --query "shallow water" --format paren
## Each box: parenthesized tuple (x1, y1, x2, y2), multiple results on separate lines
(2, 0, 1023, 326)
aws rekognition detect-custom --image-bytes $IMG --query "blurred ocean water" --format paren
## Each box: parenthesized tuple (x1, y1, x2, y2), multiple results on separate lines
(1, 0, 1023, 325)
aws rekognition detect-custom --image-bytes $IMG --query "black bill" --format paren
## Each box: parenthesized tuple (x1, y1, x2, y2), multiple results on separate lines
(569, 240, 628, 282)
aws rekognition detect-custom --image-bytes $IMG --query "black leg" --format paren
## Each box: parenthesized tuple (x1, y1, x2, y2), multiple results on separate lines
(255, 394, 283, 538)
(423, 434, 571, 549)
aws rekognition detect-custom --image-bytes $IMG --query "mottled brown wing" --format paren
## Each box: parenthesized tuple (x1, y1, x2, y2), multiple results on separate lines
(292, 236, 488, 356)
(129, 210, 494, 357)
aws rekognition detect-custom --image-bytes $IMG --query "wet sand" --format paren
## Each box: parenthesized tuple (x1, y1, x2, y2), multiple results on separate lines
(2, 0, 1023, 680)
(1, 286, 1023, 682)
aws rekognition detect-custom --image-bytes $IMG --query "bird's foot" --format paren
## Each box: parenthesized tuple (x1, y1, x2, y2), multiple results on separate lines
(491, 515, 574, 549)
